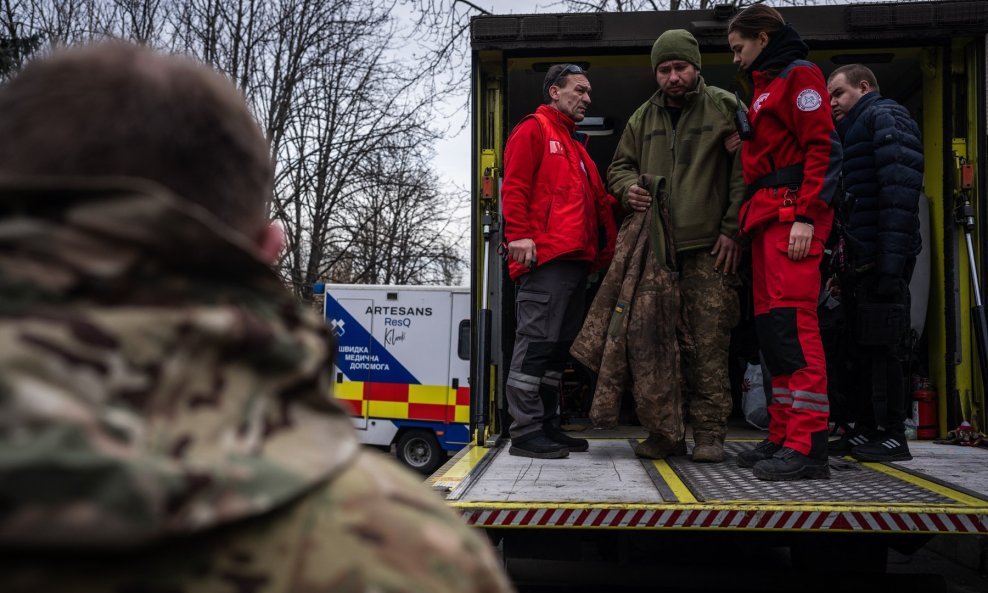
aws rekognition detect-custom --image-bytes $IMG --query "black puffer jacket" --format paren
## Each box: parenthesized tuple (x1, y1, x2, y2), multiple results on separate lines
(836, 92, 923, 280)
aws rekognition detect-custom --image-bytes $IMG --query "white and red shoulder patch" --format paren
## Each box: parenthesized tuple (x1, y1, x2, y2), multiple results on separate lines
(549, 140, 564, 154)
(796, 89, 823, 112)
(752, 92, 770, 112)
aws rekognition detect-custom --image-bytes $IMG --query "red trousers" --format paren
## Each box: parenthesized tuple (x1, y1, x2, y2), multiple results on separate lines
(751, 218, 832, 455)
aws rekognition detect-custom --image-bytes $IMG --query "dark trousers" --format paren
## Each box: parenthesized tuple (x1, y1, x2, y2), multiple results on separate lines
(839, 264, 914, 435)
(505, 260, 587, 439)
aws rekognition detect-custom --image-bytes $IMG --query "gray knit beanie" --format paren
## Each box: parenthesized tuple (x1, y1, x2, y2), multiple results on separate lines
(650, 29, 701, 72)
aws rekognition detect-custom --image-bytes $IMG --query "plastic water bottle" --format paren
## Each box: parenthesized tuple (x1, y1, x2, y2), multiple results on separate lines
(904, 417, 918, 441)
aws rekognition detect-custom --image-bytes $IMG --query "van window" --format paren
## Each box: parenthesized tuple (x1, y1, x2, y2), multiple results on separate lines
(457, 319, 470, 360)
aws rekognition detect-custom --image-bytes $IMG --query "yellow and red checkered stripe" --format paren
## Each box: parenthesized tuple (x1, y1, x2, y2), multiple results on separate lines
(335, 381, 470, 424)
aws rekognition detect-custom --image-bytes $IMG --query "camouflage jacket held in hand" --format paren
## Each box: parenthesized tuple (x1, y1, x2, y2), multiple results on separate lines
(0, 180, 513, 593)
(571, 177, 690, 433)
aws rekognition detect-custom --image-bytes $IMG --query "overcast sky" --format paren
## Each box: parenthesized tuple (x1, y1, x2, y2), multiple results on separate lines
(431, 1, 556, 194)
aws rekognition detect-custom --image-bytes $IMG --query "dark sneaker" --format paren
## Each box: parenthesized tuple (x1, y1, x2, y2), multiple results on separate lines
(737, 439, 782, 468)
(850, 433, 913, 462)
(509, 433, 569, 459)
(544, 425, 589, 452)
(828, 426, 875, 456)
(752, 447, 831, 481)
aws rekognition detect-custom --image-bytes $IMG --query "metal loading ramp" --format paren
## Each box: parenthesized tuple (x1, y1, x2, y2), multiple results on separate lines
(433, 439, 988, 534)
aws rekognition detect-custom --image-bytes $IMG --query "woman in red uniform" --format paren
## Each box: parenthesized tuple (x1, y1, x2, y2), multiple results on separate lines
(728, 4, 842, 480)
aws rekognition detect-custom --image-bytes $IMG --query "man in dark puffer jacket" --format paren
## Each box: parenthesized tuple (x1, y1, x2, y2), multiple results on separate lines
(826, 64, 923, 462)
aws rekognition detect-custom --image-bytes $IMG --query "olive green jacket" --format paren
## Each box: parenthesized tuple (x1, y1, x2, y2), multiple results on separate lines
(607, 77, 745, 252)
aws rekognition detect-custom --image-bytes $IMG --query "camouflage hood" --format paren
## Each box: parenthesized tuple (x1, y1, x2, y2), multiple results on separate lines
(0, 179, 359, 549)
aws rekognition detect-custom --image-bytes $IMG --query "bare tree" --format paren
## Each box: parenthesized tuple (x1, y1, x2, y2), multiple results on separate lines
(1, 0, 43, 80)
(345, 146, 467, 285)
(1, 0, 468, 298)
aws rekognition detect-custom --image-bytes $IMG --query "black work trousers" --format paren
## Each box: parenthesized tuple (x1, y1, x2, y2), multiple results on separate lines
(505, 260, 588, 439)
(838, 267, 913, 435)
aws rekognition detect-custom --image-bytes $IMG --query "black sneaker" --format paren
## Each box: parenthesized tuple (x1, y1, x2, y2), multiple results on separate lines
(509, 432, 569, 459)
(850, 433, 913, 462)
(737, 439, 782, 468)
(544, 425, 589, 452)
(828, 426, 875, 456)
(752, 447, 831, 481)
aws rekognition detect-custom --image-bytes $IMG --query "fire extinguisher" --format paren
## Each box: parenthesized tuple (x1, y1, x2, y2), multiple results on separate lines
(912, 379, 938, 439)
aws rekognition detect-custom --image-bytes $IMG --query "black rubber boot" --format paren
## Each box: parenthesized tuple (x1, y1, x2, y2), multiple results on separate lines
(752, 431, 831, 481)
(509, 431, 569, 459)
(850, 432, 913, 462)
(737, 439, 782, 468)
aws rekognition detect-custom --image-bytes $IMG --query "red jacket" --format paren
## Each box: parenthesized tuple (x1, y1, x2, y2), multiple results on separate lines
(502, 105, 616, 280)
(740, 60, 841, 240)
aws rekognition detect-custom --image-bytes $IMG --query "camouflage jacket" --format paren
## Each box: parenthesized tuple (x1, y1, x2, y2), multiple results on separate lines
(571, 178, 687, 429)
(0, 180, 512, 593)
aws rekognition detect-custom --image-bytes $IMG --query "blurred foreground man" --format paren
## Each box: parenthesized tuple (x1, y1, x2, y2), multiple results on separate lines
(0, 43, 512, 593)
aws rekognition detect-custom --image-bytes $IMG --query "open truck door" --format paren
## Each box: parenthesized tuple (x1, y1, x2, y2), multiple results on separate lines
(435, 1, 988, 580)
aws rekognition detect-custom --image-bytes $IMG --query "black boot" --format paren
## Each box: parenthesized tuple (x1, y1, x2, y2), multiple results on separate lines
(737, 439, 782, 468)
(539, 381, 588, 452)
(544, 424, 589, 452)
(509, 431, 569, 459)
(850, 432, 912, 462)
(752, 431, 830, 481)
(752, 448, 831, 480)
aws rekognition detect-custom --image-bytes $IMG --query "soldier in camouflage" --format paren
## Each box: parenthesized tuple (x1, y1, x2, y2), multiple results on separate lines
(0, 43, 512, 593)
(608, 30, 744, 462)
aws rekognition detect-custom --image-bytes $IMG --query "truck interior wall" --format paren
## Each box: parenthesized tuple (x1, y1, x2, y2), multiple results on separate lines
(959, 39, 987, 430)
(977, 38, 988, 431)
(503, 50, 926, 189)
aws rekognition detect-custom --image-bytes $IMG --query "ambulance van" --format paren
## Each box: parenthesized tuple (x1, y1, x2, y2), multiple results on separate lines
(319, 284, 471, 473)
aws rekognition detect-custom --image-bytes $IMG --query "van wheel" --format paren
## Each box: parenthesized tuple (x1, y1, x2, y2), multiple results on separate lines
(396, 430, 444, 474)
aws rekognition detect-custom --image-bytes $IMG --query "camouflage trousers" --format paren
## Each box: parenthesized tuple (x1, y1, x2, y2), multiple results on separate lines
(678, 249, 740, 439)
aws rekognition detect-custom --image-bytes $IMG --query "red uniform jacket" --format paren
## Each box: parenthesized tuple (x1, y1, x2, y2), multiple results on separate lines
(740, 60, 841, 241)
(502, 105, 617, 280)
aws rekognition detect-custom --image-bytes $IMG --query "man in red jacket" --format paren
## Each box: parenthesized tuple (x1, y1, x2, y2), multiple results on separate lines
(501, 63, 617, 459)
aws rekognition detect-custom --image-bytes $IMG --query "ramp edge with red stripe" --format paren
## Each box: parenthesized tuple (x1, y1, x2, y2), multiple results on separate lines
(457, 506, 988, 534)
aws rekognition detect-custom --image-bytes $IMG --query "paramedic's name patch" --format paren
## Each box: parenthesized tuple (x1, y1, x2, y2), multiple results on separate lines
(796, 89, 822, 112)
(366, 306, 433, 316)
(338, 345, 391, 371)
